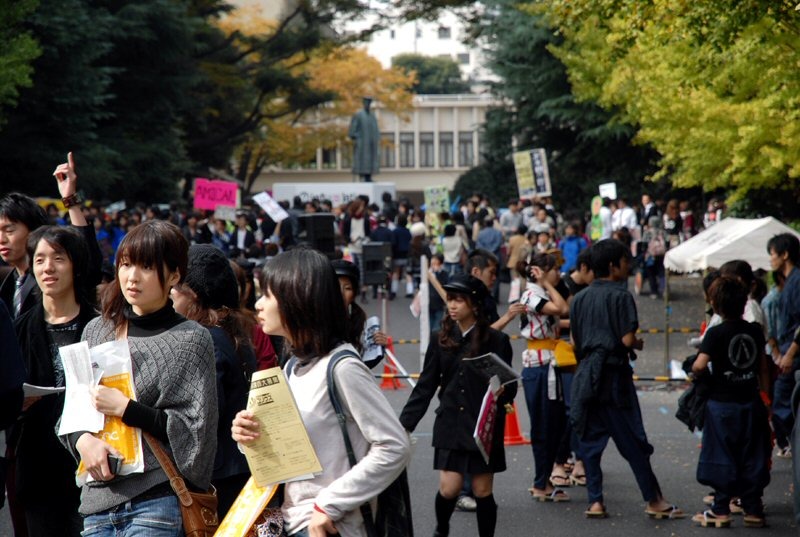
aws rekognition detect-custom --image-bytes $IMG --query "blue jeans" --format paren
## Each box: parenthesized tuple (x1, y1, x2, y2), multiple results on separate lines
(81, 495, 183, 537)
(522, 366, 566, 489)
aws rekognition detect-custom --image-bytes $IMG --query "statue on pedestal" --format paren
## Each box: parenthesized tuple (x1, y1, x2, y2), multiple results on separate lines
(348, 96, 380, 182)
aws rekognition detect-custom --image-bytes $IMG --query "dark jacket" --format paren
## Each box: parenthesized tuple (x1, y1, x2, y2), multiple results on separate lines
(0, 300, 24, 430)
(12, 302, 97, 505)
(209, 326, 257, 481)
(400, 326, 516, 460)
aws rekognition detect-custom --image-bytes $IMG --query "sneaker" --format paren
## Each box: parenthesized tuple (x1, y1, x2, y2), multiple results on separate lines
(455, 495, 477, 512)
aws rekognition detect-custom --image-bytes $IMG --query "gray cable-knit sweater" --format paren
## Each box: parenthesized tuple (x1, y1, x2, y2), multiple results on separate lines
(59, 317, 218, 515)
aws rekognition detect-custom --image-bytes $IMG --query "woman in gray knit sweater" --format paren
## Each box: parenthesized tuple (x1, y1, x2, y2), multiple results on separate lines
(59, 220, 218, 537)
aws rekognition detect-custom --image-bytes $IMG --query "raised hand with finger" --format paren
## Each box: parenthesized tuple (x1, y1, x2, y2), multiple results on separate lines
(53, 151, 87, 225)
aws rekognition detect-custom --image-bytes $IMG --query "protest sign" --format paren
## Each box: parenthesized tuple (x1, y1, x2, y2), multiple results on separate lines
(599, 182, 617, 200)
(253, 191, 289, 223)
(424, 186, 450, 214)
(213, 205, 237, 222)
(194, 178, 239, 210)
(513, 149, 552, 198)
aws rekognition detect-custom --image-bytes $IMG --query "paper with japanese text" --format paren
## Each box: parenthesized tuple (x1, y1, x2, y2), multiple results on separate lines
(242, 367, 322, 487)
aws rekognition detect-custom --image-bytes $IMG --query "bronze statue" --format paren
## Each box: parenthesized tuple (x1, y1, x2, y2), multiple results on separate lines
(348, 97, 380, 182)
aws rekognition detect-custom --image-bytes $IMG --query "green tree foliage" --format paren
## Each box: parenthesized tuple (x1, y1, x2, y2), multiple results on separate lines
(0, 0, 40, 126)
(392, 53, 471, 94)
(456, 0, 657, 216)
(0, 0, 374, 202)
(541, 0, 800, 206)
(0, 0, 114, 198)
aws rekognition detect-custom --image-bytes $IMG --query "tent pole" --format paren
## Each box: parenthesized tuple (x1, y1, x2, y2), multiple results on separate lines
(664, 269, 670, 374)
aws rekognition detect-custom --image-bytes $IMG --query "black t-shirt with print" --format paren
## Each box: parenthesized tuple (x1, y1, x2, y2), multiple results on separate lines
(699, 319, 765, 403)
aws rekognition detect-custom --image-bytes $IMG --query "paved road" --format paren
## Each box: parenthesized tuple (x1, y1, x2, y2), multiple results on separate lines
(2, 275, 796, 536)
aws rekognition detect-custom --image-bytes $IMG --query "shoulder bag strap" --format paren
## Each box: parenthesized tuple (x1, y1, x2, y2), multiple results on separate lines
(326, 350, 378, 537)
(143, 431, 194, 508)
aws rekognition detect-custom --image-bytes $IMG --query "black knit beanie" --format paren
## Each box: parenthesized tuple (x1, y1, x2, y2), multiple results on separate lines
(185, 244, 240, 310)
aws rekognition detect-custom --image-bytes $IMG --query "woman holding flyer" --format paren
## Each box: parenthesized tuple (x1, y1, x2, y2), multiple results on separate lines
(58, 219, 218, 537)
(399, 274, 516, 537)
(231, 248, 409, 537)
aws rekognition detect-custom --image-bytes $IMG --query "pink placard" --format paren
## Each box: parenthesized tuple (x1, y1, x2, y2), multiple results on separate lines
(193, 178, 238, 210)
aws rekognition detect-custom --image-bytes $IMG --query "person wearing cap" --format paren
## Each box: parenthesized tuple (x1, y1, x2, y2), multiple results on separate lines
(400, 274, 516, 537)
(170, 243, 257, 518)
(332, 259, 389, 369)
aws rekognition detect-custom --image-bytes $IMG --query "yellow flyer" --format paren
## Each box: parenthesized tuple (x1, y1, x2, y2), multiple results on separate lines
(214, 478, 277, 537)
(242, 367, 322, 487)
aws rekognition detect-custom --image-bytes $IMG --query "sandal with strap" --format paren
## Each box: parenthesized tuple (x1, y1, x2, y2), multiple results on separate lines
(549, 474, 571, 487)
(743, 513, 766, 528)
(584, 504, 608, 518)
(531, 489, 570, 502)
(569, 474, 586, 487)
(692, 510, 731, 528)
(646, 505, 686, 519)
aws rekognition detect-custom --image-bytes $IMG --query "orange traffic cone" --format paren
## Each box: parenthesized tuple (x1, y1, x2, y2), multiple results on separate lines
(504, 402, 530, 446)
(380, 336, 403, 390)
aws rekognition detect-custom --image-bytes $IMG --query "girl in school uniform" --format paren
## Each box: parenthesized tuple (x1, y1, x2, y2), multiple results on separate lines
(400, 274, 516, 537)
(518, 252, 570, 501)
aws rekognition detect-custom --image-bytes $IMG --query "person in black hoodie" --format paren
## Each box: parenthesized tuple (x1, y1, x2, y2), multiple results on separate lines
(13, 225, 98, 537)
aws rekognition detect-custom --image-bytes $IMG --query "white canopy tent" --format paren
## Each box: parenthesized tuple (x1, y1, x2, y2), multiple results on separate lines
(664, 217, 800, 273)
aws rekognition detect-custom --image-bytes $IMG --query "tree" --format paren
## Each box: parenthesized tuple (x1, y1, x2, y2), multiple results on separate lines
(0, 0, 114, 198)
(0, 0, 40, 127)
(454, 0, 658, 215)
(392, 53, 471, 94)
(541, 0, 800, 209)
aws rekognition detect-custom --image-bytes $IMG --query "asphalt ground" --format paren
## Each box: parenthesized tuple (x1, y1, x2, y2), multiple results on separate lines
(2, 275, 796, 536)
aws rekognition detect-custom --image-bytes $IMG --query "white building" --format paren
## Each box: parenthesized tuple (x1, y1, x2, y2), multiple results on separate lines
(350, 12, 494, 86)
(251, 94, 501, 198)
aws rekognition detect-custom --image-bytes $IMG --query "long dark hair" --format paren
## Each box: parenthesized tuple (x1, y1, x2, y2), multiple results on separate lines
(27, 225, 94, 307)
(101, 220, 188, 327)
(260, 248, 348, 362)
(438, 292, 489, 357)
(173, 283, 255, 354)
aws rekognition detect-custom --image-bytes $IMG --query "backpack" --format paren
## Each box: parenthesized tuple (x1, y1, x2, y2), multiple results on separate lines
(286, 352, 414, 537)
(647, 232, 666, 257)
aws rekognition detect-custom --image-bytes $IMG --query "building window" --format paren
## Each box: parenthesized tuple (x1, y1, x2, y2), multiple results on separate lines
(458, 131, 474, 167)
(322, 147, 337, 169)
(380, 132, 396, 168)
(457, 53, 470, 65)
(438, 26, 451, 39)
(390, 29, 395, 39)
(419, 132, 434, 167)
(399, 132, 415, 168)
(439, 132, 454, 167)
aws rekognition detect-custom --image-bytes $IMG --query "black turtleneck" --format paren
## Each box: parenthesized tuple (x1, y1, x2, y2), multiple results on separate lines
(120, 301, 185, 442)
(123, 300, 185, 338)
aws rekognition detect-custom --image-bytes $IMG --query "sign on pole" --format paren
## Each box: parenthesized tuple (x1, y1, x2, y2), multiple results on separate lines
(513, 148, 552, 198)
(194, 178, 239, 211)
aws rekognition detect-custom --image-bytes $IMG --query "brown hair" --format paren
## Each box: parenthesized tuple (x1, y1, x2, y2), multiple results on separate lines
(260, 248, 348, 362)
(101, 220, 188, 327)
(173, 283, 255, 353)
(438, 292, 489, 357)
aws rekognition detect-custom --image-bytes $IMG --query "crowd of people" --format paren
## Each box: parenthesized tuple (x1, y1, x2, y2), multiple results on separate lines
(0, 154, 797, 537)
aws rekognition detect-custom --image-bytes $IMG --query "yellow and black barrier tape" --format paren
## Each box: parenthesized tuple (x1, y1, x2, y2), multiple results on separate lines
(374, 373, 686, 383)
(391, 328, 698, 345)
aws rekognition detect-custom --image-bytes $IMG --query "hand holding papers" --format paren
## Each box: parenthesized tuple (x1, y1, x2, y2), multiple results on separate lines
(240, 367, 322, 487)
(474, 375, 503, 465)
(58, 341, 105, 435)
(462, 352, 520, 386)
